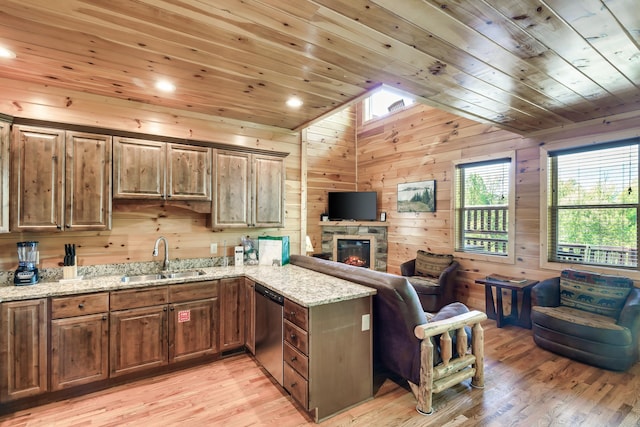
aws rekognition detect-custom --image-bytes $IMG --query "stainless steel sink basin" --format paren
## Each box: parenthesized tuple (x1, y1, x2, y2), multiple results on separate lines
(162, 270, 206, 279)
(121, 274, 164, 283)
(121, 270, 206, 283)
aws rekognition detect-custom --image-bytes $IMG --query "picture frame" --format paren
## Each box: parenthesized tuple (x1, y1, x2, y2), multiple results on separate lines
(397, 180, 436, 212)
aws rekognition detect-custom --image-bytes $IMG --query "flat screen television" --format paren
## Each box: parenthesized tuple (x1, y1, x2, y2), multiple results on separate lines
(328, 191, 377, 221)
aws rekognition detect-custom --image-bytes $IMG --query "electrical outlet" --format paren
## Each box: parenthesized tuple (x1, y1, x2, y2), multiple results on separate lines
(361, 314, 370, 331)
(210, 243, 217, 254)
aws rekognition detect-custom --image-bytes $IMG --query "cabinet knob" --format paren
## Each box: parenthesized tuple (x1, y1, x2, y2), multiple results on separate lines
(78, 303, 84, 309)
(290, 333, 296, 340)
(290, 382, 297, 387)
(163, 307, 168, 312)
(170, 306, 175, 311)
(290, 311, 296, 317)
(56, 224, 62, 230)
(290, 356, 297, 362)
(65, 224, 71, 229)
(102, 315, 107, 321)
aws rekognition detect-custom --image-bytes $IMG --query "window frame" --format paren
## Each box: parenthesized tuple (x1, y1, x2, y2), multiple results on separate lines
(452, 151, 516, 264)
(362, 87, 414, 124)
(540, 131, 640, 276)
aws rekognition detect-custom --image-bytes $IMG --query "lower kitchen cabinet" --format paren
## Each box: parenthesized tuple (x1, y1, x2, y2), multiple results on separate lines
(0, 299, 48, 402)
(50, 293, 109, 390)
(283, 296, 373, 422)
(244, 278, 255, 354)
(109, 287, 169, 377)
(219, 277, 245, 352)
(168, 281, 219, 362)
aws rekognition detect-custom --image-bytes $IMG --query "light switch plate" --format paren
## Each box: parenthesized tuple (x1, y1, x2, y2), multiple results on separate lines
(210, 243, 217, 254)
(361, 314, 370, 331)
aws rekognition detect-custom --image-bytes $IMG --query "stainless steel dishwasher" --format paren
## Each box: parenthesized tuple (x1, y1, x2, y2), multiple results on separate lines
(254, 283, 284, 386)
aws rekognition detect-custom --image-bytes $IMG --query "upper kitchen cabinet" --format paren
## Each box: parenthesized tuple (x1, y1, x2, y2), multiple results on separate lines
(113, 137, 211, 201)
(0, 119, 9, 233)
(214, 150, 285, 228)
(10, 125, 112, 232)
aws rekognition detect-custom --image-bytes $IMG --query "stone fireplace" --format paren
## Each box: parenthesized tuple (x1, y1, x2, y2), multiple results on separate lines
(321, 222, 387, 271)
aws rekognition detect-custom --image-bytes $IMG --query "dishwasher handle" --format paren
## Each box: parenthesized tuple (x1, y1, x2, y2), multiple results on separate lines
(255, 283, 284, 305)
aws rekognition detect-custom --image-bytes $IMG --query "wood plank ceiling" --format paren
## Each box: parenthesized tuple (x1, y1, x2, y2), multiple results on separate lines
(0, 0, 639, 134)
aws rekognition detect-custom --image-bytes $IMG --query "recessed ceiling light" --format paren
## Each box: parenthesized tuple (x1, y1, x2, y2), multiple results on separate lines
(0, 47, 16, 59)
(155, 80, 176, 92)
(286, 97, 303, 108)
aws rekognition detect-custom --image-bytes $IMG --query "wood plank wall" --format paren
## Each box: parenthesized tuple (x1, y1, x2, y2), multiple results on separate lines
(303, 105, 357, 252)
(356, 103, 640, 309)
(0, 78, 301, 272)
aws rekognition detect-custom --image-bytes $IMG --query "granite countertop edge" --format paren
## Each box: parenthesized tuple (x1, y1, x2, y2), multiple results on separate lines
(0, 264, 376, 307)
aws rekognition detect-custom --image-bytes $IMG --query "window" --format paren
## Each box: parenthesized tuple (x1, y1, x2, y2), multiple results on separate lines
(454, 156, 514, 257)
(547, 139, 639, 268)
(363, 87, 414, 122)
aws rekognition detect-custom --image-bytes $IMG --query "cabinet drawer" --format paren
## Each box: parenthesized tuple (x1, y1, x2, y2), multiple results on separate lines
(110, 287, 168, 310)
(284, 299, 308, 330)
(52, 293, 109, 319)
(284, 361, 308, 409)
(284, 341, 308, 379)
(284, 319, 308, 355)
(169, 281, 218, 303)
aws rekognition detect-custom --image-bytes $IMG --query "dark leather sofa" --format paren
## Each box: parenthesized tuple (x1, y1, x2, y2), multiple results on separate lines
(289, 255, 487, 414)
(400, 257, 459, 312)
(531, 270, 640, 371)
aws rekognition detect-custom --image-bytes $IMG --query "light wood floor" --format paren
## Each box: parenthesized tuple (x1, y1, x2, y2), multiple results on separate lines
(1, 321, 638, 427)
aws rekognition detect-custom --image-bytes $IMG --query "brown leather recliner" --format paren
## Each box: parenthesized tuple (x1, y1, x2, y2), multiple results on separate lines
(531, 270, 640, 371)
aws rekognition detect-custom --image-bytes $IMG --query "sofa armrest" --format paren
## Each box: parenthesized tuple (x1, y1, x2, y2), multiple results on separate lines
(532, 277, 561, 307)
(618, 287, 640, 329)
(400, 259, 416, 277)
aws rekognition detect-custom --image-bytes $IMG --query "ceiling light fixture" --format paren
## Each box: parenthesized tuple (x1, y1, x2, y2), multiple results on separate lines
(0, 47, 16, 59)
(155, 80, 176, 92)
(286, 97, 303, 108)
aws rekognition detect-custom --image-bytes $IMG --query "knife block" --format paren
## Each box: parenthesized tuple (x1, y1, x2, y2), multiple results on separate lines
(62, 257, 77, 279)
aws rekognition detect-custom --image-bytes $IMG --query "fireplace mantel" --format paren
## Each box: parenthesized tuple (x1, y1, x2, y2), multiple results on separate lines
(318, 221, 387, 227)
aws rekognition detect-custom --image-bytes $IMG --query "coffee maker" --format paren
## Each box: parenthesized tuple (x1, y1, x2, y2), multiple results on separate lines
(14, 241, 39, 285)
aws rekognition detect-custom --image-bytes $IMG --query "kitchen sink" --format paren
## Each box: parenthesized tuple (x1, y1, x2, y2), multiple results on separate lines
(121, 270, 206, 283)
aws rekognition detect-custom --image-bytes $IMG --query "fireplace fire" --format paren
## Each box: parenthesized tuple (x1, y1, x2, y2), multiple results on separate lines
(334, 236, 375, 269)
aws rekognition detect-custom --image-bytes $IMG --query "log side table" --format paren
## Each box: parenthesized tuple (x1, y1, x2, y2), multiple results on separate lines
(475, 277, 539, 329)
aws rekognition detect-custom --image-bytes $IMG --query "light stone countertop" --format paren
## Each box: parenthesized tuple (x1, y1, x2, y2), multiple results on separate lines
(0, 264, 376, 307)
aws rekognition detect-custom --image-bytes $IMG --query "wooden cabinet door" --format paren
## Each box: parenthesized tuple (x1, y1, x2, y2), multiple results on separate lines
(51, 313, 109, 390)
(244, 278, 255, 355)
(109, 305, 168, 377)
(113, 137, 166, 199)
(167, 143, 211, 201)
(0, 299, 48, 402)
(0, 119, 9, 233)
(10, 125, 65, 231)
(169, 298, 218, 363)
(214, 150, 251, 227)
(220, 277, 245, 351)
(65, 131, 112, 230)
(252, 154, 285, 227)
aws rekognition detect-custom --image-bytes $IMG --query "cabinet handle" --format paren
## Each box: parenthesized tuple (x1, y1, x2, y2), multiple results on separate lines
(290, 356, 297, 362)
(290, 333, 296, 340)
(290, 382, 297, 387)
(290, 311, 296, 317)
(78, 304, 84, 309)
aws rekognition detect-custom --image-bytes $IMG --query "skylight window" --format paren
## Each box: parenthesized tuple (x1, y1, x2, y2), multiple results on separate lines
(363, 87, 414, 122)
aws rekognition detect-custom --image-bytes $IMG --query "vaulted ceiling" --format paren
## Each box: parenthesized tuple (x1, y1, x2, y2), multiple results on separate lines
(1, 0, 639, 134)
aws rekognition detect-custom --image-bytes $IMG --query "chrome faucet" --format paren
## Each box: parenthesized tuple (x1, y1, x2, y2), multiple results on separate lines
(152, 236, 170, 271)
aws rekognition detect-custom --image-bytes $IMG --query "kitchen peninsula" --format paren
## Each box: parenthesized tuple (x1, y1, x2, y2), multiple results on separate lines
(0, 264, 376, 423)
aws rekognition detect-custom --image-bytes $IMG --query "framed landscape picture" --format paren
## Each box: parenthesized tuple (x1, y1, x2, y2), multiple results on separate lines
(397, 180, 436, 212)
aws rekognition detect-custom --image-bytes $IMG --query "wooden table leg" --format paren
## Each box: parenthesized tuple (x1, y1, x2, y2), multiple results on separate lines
(510, 289, 519, 320)
(484, 285, 497, 321)
(519, 289, 533, 329)
(495, 287, 504, 328)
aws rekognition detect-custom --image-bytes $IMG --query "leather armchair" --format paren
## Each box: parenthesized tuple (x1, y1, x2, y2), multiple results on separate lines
(531, 271, 640, 371)
(289, 255, 486, 414)
(401, 258, 459, 312)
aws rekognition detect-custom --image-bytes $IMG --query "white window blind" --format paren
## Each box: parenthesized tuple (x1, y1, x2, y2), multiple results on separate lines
(548, 140, 639, 268)
(455, 159, 511, 255)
